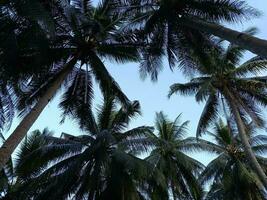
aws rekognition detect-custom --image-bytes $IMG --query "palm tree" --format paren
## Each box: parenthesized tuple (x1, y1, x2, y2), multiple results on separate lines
(0, 128, 54, 200)
(188, 120, 267, 199)
(0, 0, 59, 131)
(13, 97, 154, 200)
(123, 0, 267, 59)
(168, 42, 267, 187)
(0, 0, 141, 169)
(146, 112, 204, 200)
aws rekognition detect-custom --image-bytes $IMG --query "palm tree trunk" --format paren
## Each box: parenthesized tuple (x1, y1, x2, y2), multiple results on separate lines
(0, 56, 78, 170)
(171, 182, 176, 200)
(224, 90, 267, 189)
(220, 96, 235, 143)
(221, 97, 230, 125)
(182, 18, 267, 58)
(230, 103, 267, 189)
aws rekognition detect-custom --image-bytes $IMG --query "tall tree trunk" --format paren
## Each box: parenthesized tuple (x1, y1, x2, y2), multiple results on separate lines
(0, 56, 78, 170)
(221, 96, 230, 126)
(220, 96, 235, 143)
(182, 18, 267, 58)
(172, 191, 176, 200)
(171, 182, 176, 200)
(224, 90, 267, 189)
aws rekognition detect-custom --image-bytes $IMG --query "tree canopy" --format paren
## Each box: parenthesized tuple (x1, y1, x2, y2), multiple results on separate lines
(1, 0, 267, 199)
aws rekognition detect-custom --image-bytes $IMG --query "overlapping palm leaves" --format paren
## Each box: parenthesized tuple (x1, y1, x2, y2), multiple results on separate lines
(13, 97, 154, 200)
(117, 0, 258, 80)
(120, 0, 267, 59)
(146, 112, 204, 200)
(0, 128, 54, 200)
(0, 0, 60, 130)
(2, 103, 267, 199)
(3, 107, 206, 200)
(17, 0, 141, 117)
(0, 0, 143, 168)
(168, 41, 267, 187)
(191, 120, 267, 200)
(1, 0, 267, 199)
(169, 40, 267, 137)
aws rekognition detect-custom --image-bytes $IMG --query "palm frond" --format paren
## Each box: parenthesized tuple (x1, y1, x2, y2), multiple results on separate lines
(178, 137, 224, 154)
(199, 154, 228, 184)
(233, 57, 267, 76)
(196, 93, 219, 138)
(97, 43, 140, 63)
(88, 52, 130, 105)
(96, 95, 116, 131)
(187, 0, 259, 23)
(59, 67, 94, 130)
(168, 82, 201, 97)
(111, 100, 141, 132)
(119, 126, 154, 140)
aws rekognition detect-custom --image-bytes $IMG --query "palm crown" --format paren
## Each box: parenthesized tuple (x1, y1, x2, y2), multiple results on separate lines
(192, 120, 267, 199)
(168, 39, 267, 187)
(118, 0, 258, 80)
(14, 96, 154, 200)
(17, 0, 141, 116)
(169, 41, 267, 137)
(0, 0, 145, 167)
(146, 112, 204, 200)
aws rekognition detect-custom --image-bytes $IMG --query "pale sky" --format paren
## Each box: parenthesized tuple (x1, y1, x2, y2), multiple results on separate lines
(5, 0, 267, 165)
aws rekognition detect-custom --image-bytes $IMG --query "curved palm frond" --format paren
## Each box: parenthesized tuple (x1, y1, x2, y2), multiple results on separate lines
(168, 82, 202, 98)
(196, 93, 219, 138)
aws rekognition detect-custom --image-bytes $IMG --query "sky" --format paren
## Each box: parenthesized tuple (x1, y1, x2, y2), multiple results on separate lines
(4, 0, 267, 165)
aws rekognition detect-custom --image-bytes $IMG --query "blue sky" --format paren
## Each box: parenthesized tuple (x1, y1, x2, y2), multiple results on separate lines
(5, 0, 267, 164)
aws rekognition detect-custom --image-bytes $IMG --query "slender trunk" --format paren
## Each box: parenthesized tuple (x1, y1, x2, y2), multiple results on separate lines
(171, 182, 176, 200)
(230, 102, 267, 189)
(0, 56, 78, 170)
(221, 96, 229, 126)
(224, 90, 267, 189)
(182, 18, 267, 58)
(220, 96, 235, 143)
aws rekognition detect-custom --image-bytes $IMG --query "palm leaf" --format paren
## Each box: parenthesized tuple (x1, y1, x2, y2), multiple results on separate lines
(168, 82, 201, 97)
(196, 93, 219, 137)
(88, 52, 130, 105)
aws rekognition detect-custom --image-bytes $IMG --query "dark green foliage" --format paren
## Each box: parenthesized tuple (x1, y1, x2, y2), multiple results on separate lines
(18, 0, 141, 118)
(169, 40, 267, 137)
(0, 0, 60, 130)
(0, 0, 143, 131)
(146, 112, 204, 200)
(1, 1, 267, 199)
(117, 0, 259, 80)
(0, 129, 54, 200)
(12, 97, 154, 200)
(195, 121, 266, 199)
(2, 109, 267, 200)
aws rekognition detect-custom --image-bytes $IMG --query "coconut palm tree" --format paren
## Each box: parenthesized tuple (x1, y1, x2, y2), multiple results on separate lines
(188, 120, 267, 199)
(0, 0, 142, 169)
(168, 42, 267, 187)
(0, 128, 54, 200)
(122, 0, 267, 59)
(13, 96, 155, 200)
(0, 0, 60, 131)
(146, 112, 204, 200)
